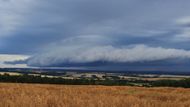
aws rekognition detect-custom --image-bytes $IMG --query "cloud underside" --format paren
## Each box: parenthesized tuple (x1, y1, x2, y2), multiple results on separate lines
(24, 44, 190, 67)
(2, 1, 190, 69)
(0, 54, 29, 68)
(2, 0, 190, 54)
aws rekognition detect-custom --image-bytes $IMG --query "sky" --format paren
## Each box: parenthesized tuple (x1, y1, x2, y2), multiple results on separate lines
(1, 0, 190, 71)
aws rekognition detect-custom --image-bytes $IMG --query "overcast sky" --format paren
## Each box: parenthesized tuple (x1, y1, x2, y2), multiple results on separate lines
(1, 0, 190, 70)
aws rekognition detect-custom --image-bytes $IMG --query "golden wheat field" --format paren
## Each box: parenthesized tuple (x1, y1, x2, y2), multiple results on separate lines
(0, 83, 190, 107)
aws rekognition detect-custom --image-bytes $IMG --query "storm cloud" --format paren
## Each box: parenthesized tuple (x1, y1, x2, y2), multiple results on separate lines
(1, 0, 190, 69)
(23, 35, 190, 67)
(27, 43, 190, 67)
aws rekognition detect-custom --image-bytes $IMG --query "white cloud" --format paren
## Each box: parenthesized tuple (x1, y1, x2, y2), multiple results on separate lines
(174, 28, 190, 41)
(173, 17, 190, 41)
(176, 16, 190, 26)
(27, 44, 190, 67)
(0, 54, 29, 68)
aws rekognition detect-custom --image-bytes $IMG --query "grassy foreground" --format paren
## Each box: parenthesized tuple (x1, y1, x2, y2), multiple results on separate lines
(0, 83, 190, 107)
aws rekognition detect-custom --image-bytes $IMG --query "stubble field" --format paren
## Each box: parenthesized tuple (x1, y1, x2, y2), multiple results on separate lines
(0, 83, 190, 107)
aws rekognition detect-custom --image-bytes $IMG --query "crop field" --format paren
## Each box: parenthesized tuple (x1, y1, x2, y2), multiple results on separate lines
(0, 83, 190, 107)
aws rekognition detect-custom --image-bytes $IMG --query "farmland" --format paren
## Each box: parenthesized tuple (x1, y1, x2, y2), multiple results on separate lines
(0, 83, 190, 107)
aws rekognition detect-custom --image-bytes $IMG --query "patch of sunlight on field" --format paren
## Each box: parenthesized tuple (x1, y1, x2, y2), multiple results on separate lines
(0, 83, 190, 107)
(0, 72, 22, 76)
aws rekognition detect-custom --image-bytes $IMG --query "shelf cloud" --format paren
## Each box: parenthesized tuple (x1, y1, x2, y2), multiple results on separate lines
(26, 43, 190, 67)
(1, 0, 190, 69)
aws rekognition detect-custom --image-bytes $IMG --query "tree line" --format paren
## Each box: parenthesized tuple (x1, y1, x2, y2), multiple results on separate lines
(1, 74, 190, 88)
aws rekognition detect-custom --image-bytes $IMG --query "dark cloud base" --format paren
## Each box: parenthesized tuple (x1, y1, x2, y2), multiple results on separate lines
(13, 58, 190, 72)
(2, 0, 190, 70)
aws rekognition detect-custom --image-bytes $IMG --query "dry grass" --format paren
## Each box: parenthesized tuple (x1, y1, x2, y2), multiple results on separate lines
(0, 83, 190, 107)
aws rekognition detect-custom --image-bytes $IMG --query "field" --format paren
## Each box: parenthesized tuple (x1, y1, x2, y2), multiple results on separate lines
(0, 83, 190, 107)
